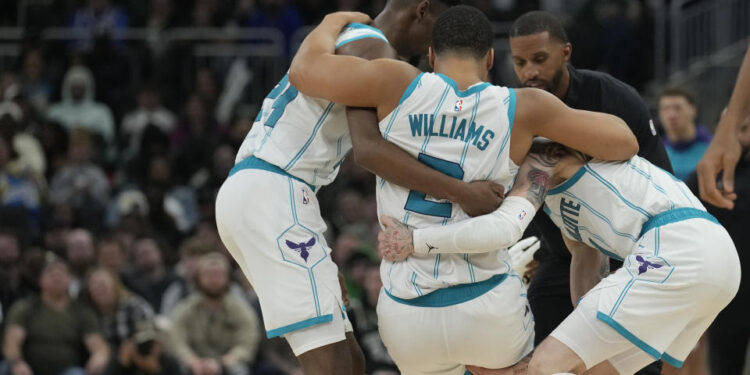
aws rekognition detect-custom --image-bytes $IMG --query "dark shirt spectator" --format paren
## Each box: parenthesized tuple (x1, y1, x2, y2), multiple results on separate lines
(120, 87, 176, 161)
(2, 259, 109, 375)
(104, 332, 183, 375)
(65, 228, 97, 297)
(122, 236, 177, 313)
(69, 0, 129, 52)
(18, 49, 53, 114)
(0, 230, 24, 319)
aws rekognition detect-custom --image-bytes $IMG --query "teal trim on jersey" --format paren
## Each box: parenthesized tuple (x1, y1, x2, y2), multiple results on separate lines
(596, 312, 661, 361)
(433, 254, 441, 279)
(588, 239, 624, 261)
(411, 271, 423, 296)
(266, 314, 333, 338)
(563, 191, 639, 242)
(385, 274, 508, 307)
(464, 253, 476, 282)
(627, 161, 675, 210)
(585, 165, 652, 218)
(284, 102, 335, 170)
(459, 91, 481, 167)
(344, 23, 386, 36)
(419, 86, 451, 153)
(543, 205, 551, 215)
(639, 207, 718, 237)
(507, 88, 517, 130)
(382, 102, 405, 141)
(662, 353, 685, 368)
(336, 34, 388, 48)
(230, 156, 316, 192)
(436, 73, 491, 97)
(548, 166, 586, 195)
(399, 73, 424, 105)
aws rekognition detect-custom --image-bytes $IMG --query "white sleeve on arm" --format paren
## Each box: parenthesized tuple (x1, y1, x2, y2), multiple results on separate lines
(412, 196, 537, 254)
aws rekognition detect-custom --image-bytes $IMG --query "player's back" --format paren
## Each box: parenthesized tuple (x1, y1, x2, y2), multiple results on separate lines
(544, 156, 707, 260)
(235, 24, 389, 188)
(377, 72, 518, 299)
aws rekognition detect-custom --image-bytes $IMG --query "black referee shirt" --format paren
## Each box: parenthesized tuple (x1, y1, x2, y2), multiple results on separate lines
(531, 65, 674, 261)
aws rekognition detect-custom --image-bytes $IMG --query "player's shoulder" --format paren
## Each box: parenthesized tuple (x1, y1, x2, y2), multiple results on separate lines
(335, 23, 395, 60)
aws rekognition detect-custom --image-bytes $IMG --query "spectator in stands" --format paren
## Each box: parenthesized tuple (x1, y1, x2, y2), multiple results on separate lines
(85, 267, 155, 351)
(171, 94, 219, 183)
(160, 236, 212, 315)
(169, 253, 260, 375)
(0, 123, 41, 233)
(65, 228, 97, 297)
(146, 0, 176, 31)
(120, 86, 176, 161)
(69, 0, 130, 52)
(0, 230, 24, 319)
(122, 236, 177, 313)
(0, 101, 47, 192)
(141, 156, 198, 245)
(96, 235, 128, 275)
(658, 86, 712, 181)
(1, 257, 109, 375)
(48, 129, 110, 231)
(18, 49, 53, 113)
(47, 65, 115, 145)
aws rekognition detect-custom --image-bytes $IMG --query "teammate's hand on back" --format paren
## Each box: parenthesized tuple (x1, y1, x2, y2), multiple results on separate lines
(456, 181, 505, 217)
(697, 128, 741, 209)
(378, 216, 415, 262)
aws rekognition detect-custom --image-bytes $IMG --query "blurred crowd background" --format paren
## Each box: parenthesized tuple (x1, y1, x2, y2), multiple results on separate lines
(0, 0, 746, 374)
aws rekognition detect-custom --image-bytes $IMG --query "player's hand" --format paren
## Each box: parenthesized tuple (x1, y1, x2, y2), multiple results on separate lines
(697, 128, 741, 209)
(456, 181, 505, 217)
(378, 216, 414, 262)
(323, 11, 372, 28)
(508, 236, 541, 285)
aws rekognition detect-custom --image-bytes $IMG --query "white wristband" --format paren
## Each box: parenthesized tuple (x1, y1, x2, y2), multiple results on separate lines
(413, 196, 537, 254)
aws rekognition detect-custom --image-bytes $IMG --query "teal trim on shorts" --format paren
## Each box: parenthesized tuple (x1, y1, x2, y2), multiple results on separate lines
(596, 312, 661, 361)
(266, 314, 333, 338)
(229, 156, 315, 192)
(662, 353, 685, 368)
(639, 207, 718, 237)
(548, 166, 586, 195)
(384, 274, 508, 307)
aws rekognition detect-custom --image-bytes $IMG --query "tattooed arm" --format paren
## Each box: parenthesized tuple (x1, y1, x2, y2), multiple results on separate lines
(378, 151, 560, 262)
(562, 234, 609, 306)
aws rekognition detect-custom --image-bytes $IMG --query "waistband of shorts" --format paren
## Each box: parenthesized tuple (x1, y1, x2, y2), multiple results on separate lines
(639, 207, 718, 237)
(229, 156, 316, 192)
(384, 273, 508, 308)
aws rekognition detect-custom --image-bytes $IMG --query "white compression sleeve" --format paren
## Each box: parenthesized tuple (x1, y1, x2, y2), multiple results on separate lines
(412, 196, 537, 254)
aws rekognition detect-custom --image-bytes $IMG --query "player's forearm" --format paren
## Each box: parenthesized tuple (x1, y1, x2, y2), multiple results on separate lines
(411, 151, 554, 254)
(566, 240, 608, 306)
(719, 42, 750, 133)
(348, 108, 465, 201)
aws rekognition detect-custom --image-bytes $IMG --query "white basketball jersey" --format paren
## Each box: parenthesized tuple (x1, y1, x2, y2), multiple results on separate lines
(544, 156, 705, 260)
(235, 23, 389, 188)
(378, 73, 518, 299)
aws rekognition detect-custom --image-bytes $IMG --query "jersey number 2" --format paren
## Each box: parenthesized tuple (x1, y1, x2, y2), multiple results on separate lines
(263, 74, 299, 128)
(404, 153, 464, 218)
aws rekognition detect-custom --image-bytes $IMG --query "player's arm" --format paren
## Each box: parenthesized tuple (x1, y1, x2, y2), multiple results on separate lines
(697, 41, 750, 209)
(510, 88, 638, 165)
(289, 12, 419, 110)
(378, 151, 557, 261)
(561, 234, 608, 307)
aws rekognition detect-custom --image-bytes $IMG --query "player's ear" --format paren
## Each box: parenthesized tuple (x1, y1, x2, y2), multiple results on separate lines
(416, 0, 430, 21)
(486, 48, 495, 71)
(562, 42, 572, 63)
(429, 46, 436, 69)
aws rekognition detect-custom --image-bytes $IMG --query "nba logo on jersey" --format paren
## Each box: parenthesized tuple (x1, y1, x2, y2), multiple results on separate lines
(302, 188, 310, 205)
(454, 99, 463, 112)
(518, 210, 527, 220)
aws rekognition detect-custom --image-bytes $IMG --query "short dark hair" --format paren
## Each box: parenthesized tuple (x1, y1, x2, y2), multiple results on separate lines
(510, 11, 569, 44)
(658, 86, 696, 105)
(433, 5, 493, 59)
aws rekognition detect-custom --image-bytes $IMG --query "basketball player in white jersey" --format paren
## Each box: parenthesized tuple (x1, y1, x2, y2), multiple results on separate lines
(379, 140, 741, 375)
(214, 3, 512, 374)
(289, 6, 638, 374)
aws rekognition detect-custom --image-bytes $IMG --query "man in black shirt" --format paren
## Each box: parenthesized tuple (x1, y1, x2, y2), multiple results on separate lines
(508, 11, 673, 374)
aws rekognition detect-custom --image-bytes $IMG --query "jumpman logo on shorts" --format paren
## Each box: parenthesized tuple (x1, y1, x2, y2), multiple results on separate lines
(285, 237, 316, 262)
(635, 255, 663, 275)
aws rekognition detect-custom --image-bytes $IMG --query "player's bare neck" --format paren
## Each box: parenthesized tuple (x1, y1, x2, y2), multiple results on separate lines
(553, 155, 585, 184)
(433, 57, 487, 90)
(372, 7, 403, 52)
